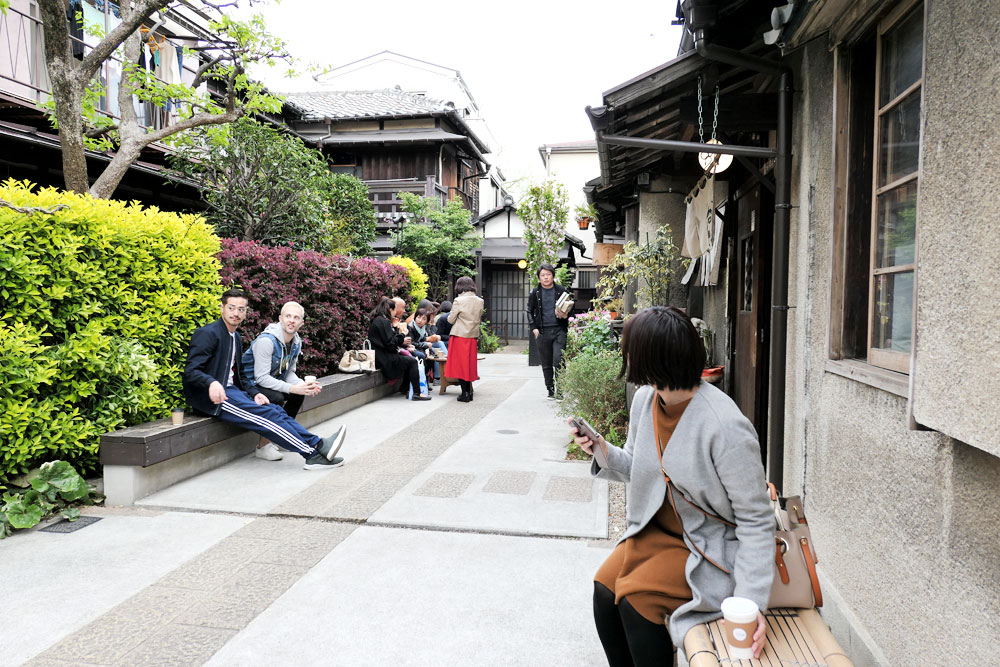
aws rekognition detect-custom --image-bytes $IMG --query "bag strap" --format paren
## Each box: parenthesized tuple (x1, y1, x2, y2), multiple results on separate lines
(363, 339, 372, 350)
(655, 422, 734, 575)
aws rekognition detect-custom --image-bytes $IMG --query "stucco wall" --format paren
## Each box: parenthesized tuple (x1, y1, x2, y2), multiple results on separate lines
(910, 1, 1000, 453)
(638, 177, 687, 309)
(784, 26, 1000, 667)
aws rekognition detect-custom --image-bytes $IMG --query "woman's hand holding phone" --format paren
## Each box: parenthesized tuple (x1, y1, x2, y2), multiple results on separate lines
(568, 417, 609, 467)
(567, 417, 595, 455)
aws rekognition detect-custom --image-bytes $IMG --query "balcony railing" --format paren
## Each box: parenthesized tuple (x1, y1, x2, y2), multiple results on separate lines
(0, 0, 202, 132)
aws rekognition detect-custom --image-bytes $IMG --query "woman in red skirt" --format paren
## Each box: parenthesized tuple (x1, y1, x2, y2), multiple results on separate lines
(444, 276, 484, 402)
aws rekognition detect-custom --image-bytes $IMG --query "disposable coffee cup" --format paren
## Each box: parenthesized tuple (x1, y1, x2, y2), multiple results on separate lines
(170, 408, 184, 426)
(304, 375, 317, 384)
(721, 596, 758, 660)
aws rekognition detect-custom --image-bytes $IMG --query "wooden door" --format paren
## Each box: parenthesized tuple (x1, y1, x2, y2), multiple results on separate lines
(730, 185, 772, 456)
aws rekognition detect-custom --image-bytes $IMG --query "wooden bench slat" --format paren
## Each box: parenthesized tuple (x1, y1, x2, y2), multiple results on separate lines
(683, 609, 853, 667)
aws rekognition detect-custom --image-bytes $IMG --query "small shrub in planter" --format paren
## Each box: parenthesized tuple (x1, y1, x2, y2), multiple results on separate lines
(218, 239, 410, 377)
(557, 349, 628, 450)
(565, 309, 618, 362)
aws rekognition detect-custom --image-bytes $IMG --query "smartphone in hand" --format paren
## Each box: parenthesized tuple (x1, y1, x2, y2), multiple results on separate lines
(573, 417, 608, 468)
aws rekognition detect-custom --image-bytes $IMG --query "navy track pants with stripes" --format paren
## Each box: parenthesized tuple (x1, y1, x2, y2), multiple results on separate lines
(218, 387, 320, 459)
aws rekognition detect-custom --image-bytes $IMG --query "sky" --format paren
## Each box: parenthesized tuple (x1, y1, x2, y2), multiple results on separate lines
(241, 0, 685, 186)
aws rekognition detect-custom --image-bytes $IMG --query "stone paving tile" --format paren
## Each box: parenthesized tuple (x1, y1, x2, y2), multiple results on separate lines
(116, 624, 236, 667)
(103, 586, 211, 626)
(23, 657, 101, 667)
(314, 496, 387, 520)
(36, 620, 151, 664)
(230, 516, 306, 542)
(276, 378, 527, 519)
(183, 564, 308, 630)
(413, 472, 475, 498)
(369, 454, 437, 475)
(543, 476, 595, 503)
(349, 474, 412, 500)
(483, 469, 537, 495)
(155, 536, 270, 591)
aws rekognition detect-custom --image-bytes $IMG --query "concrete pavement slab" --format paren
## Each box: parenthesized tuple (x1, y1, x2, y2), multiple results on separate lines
(369, 379, 609, 538)
(205, 525, 613, 667)
(135, 387, 451, 514)
(1, 509, 249, 666)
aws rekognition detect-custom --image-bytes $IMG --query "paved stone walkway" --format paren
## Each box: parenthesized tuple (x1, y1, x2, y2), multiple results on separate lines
(7, 352, 616, 666)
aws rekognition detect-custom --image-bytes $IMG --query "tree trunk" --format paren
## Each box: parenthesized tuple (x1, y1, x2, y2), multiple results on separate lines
(38, 0, 89, 193)
(88, 22, 142, 199)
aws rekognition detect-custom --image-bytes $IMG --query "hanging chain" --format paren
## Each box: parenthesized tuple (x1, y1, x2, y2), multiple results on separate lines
(711, 84, 720, 142)
(697, 75, 704, 144)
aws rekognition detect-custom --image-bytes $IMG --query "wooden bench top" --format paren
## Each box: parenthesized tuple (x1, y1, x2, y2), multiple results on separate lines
(100, 371, 383, 467)
(684, 608, 853, 667)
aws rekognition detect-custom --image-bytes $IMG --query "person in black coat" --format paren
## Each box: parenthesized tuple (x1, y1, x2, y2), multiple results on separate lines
(525, 263, 571, 399)
(368, 296, 430, 401)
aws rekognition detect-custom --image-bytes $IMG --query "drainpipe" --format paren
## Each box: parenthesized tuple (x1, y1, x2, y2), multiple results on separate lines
(694, 29, 793, 491)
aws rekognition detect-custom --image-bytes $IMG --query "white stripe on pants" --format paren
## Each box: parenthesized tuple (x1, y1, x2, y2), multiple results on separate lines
(217, 388, 319, 457)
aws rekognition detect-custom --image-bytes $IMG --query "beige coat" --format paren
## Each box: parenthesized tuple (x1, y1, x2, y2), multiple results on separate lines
(447, 292, 484, 338)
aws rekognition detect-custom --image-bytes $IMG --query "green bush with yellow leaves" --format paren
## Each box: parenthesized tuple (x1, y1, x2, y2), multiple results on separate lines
(0, 180, 221, 483)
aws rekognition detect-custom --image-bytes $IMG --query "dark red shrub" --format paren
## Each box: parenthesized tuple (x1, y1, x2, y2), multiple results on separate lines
(218, 239, 410, 377)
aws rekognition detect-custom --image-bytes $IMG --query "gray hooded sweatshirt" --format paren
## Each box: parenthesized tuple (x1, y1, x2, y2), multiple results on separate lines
(251, 322, 303, 393)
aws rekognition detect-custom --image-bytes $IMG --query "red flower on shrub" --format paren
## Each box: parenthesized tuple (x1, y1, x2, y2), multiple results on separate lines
(218, 239, 409, 377)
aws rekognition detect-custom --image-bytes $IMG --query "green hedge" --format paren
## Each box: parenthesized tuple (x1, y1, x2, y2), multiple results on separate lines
(0, 180, 221, 482)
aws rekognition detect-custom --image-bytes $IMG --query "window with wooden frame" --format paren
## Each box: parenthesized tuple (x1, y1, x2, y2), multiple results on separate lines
(830, 2, 923, 377)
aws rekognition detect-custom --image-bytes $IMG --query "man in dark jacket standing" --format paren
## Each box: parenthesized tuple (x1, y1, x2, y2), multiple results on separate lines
(526, 263, 570, 399)
(183, 289, 346, 470)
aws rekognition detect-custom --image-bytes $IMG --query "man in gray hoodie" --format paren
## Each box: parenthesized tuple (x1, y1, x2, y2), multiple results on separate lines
(241, 302, 339, 461)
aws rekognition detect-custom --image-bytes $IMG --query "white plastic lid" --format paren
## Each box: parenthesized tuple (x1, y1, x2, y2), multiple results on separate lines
(721, 596, 759, 622)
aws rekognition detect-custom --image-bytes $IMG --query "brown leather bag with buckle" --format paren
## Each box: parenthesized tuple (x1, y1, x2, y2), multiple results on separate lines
(656, 436, 822, 608)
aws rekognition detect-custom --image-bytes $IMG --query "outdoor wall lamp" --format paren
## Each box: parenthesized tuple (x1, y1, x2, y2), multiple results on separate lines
(503, 194, 514, 208)
(517, 259, 527, 270)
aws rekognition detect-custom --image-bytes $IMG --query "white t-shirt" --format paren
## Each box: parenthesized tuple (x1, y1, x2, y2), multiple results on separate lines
(226, 332, 236, 387)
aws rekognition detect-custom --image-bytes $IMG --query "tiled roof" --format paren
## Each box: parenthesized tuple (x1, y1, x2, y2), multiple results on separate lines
(284, 88, 455, 120)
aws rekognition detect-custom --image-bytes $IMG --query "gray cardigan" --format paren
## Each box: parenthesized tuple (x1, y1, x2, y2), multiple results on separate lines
(593, 382, 774, 647)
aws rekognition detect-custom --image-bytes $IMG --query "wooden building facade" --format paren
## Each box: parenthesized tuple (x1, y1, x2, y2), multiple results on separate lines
(282, 89, 491, 254)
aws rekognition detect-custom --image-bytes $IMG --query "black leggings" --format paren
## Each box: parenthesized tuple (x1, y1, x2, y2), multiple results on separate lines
(593, 582, 674, 667)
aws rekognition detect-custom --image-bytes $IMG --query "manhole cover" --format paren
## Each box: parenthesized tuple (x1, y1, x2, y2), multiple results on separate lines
(497, 429, 519, 435)
(40, 516, 102, 533)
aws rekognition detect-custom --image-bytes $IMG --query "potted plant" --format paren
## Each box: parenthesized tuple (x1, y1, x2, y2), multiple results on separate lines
(574, 203, 598, 231)
(595, 225, 684, 314)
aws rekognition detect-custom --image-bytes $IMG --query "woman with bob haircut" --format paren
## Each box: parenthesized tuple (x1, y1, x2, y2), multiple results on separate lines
(444, 276, 484, 403)
(570, 306, 773, 666)
(368, 296, 430, 401)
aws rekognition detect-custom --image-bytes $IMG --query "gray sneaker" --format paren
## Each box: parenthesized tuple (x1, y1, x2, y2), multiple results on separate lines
(303, 453, 345, 470)
(317, 425, 347, 461)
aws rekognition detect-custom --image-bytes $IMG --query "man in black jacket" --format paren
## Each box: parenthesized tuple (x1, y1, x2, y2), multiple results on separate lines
(183, 288, 347, 470)
(525, 263, 570, 399)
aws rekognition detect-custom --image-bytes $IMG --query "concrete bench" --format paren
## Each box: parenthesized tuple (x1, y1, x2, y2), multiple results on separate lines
(683, 608, 852, 666)
(101, 372, 392, 505)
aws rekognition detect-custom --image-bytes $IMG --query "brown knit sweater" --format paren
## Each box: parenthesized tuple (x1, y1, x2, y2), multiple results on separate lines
(594, 395, 693, 623)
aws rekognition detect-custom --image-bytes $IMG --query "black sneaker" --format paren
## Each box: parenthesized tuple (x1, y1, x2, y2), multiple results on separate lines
(303, 453, 345, 470)
(547, 389, 555, 400)
(317, 425, 347, 460)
